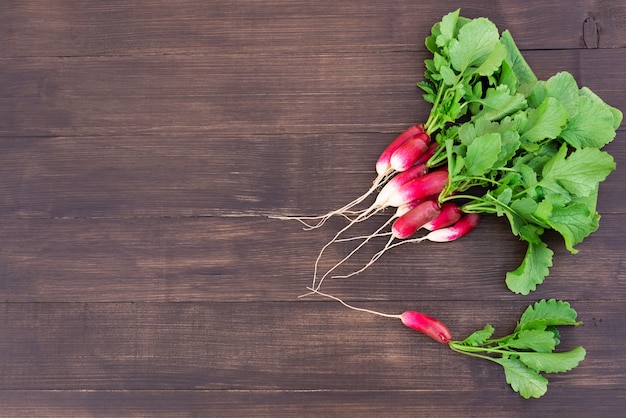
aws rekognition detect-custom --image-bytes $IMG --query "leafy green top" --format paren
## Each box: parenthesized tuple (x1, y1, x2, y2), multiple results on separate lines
(418, 9, 622, 294)
(449, 299, 586, 399)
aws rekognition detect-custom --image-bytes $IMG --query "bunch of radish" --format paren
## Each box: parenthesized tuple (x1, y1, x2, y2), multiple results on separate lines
(272, 9, 620, 398)
(276, 123, 480, 294)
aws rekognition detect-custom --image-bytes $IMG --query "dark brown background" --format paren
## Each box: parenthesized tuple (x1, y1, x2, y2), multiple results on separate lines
(1, 1, 624, 416)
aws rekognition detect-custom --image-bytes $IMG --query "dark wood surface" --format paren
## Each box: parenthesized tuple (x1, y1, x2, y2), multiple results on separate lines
(1, 1, 625, 416)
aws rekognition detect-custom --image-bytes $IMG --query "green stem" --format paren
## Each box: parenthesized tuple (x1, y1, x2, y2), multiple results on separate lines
(449, 343, 505, 364)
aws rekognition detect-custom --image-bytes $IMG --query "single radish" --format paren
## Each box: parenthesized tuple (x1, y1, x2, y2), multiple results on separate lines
(386, 169, 449, 207)
(376, 125, 425, 176)
(392, 200, 441, 239)
(389, 132, 430, 172)
(400, 311, 452, 344)
(423, 202, 462, 231)
(424, 213, 480, 242)
(308, 288, 452, 344)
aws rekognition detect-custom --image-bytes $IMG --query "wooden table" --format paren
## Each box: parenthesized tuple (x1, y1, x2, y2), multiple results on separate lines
(1, 1, 624, 416)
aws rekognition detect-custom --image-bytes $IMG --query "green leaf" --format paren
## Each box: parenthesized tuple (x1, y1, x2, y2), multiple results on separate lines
(545, 202, 598, 253)
(505, 240, 554, 295)
(518, 346, 586, 373)
(510, 197, 538, 217)
(517, 299, 581, 331)
(449, 17, 501, 75)
(437, 9, 460, 48)
(500, 30, 537, 87)
(520, 97, 569, 143)
(471, 85, 527, 122)
(461, 324, 495, 346)
(507, 329, 557, 353)
(474, 41, 507, 77)
(560, 95, 618, 148)
(464, 133, 502, 176)
(579, 87, 623, 130)
(545, 72, 580, 117)
(497, 358, 548, 399)
(498, 60, 517, 93)
(440, 65, 457, 86)
(540, 145, 616, 197)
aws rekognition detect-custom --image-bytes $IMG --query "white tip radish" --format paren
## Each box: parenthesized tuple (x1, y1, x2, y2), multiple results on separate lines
(375, 164, 429, 208)
(424, 213, 480, 242)
(386, 169, 449, 208)
(376, 124, 425, 175)
(389, 132, 430, 172)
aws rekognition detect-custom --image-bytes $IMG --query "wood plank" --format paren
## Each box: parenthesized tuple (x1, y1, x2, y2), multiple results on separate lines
(1, 388, 625, 417)
(1, 131, 623, 218)
(1, 0, 625, 59)
(0, 49, 624, 137)
(0, 301, 623, 392)
(0, 215, 623, 302)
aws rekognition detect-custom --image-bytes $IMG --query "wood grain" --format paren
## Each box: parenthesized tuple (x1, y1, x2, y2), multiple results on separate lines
(1, 0, 625, 416)
(0, 49, 624, 137)
(0, 301, 623, 391)
(1, 0, 625, 59)
(1, 132, 624, 218)
(0, 215, 623, 302)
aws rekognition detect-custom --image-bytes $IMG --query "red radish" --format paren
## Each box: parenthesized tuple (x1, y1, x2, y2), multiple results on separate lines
(386, 169, 449, 207)
(389, 133, 430, 172)
(425, 213, 480, 242)
(308, 288, 452, 344)
(400, 311, 452, 344)
(375, 164, 429, 208)
(423, 202, 462, 231)
(392, 200, 441, 239)
(376, 125, 425, 176)
(414, 142, 438, 165)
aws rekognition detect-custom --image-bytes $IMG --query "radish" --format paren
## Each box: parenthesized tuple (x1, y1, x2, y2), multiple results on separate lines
(425, 213, 480, 242)
(309, 288, 452, 344)
(374, 164, 429, 208)
(423, 202, 462, 231)
(389, 132, 430, 172)
(391, 200, 441, 239)
(386, 169, 449, 207)
(400, 311, 453, 344)
(376, 125, 425, 176)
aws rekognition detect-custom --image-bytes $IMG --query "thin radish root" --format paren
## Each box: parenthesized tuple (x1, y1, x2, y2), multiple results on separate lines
(312, 210, 396, 292)
(269, 174, 387, 229)
(271, 125, 429, 230)
(308, 287, 452, 344)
